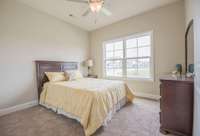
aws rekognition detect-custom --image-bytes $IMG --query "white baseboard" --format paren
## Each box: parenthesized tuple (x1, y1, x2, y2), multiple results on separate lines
(0, 100, 38, 117)
(0, 93, 159, 117)
(134, 92, 161, 100)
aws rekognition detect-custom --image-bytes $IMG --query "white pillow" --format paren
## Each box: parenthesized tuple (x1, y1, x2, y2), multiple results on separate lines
(65, 70, 83, 81)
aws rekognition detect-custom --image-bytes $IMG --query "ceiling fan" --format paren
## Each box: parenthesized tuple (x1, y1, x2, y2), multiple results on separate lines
(65, 0, 112, 17)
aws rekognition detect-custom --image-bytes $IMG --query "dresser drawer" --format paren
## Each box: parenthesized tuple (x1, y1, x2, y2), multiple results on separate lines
(159, 75, 194, 136)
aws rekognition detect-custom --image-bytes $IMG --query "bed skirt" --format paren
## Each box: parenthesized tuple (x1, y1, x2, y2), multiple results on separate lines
(40, 97, 127, 127)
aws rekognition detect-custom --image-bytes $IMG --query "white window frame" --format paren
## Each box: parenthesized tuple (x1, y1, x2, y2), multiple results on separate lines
(102, 31, 154, 81)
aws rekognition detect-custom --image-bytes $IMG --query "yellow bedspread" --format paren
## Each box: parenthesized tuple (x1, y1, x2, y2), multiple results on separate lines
(40, 78, 134, 136)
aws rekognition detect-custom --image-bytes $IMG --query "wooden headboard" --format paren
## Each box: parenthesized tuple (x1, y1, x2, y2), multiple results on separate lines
(35, 60, 78, 99)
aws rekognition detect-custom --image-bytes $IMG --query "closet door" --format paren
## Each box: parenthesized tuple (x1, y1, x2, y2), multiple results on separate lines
(193, 2, 200, 135)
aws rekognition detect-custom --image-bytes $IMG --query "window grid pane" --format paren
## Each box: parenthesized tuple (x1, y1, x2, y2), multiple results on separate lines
(138, 35, 151, 47)
(137, 58, 151, 78)
(105, 41, 123, 59)
(138, 46, 150, 57)
(126, 57, 151, 78)
(126, 48, 137, 58)
(105, 60, 123, 77)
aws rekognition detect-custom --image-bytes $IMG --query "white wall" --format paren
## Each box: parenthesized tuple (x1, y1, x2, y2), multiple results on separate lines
(0, 0, 89, 109)
(185, 0, 200, 135)
(185, 0, 195, 25)
(90, 1, 185, 97)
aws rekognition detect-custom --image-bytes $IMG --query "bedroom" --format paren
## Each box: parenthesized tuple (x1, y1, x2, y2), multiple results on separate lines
(0, 0, 199, 136)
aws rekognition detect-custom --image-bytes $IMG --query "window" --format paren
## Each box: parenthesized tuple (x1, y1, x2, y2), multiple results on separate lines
(103, 32, 153, 80)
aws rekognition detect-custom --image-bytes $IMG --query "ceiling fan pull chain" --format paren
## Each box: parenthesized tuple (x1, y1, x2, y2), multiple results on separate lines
(94, 14, 97, 24)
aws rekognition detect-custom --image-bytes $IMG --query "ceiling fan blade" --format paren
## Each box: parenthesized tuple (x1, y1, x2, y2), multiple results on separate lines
(65, 0, 88, 4)
(101, 7, 112, 16)
(82, 8, 91, 16)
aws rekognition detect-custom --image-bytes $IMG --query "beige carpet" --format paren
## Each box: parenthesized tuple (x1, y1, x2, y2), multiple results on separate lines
(0, 98, 175, 136)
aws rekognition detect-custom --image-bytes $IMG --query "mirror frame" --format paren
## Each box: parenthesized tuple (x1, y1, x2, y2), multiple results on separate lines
(185, 19, 194, 73)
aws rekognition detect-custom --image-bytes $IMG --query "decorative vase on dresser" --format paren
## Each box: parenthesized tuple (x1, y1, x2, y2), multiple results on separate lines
(160, 75, 194, 136)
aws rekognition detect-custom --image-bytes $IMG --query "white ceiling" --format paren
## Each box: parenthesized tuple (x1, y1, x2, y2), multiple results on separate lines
(17, 0, 180, 31)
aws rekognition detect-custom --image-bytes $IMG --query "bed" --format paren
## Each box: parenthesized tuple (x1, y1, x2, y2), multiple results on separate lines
(35, 61, 134, 136)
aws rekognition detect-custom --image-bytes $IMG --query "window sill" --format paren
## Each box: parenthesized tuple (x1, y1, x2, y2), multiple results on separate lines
(104, 76, 154, 82)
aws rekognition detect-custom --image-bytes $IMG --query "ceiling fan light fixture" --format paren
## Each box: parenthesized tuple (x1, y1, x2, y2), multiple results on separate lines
(89, 0, 103, 13)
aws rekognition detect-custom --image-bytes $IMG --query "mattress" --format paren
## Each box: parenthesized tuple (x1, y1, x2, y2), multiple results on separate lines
(40, 78, 134, 136)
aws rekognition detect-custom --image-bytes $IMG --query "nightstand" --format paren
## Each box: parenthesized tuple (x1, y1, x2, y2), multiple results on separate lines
(87, 75, 98, 78)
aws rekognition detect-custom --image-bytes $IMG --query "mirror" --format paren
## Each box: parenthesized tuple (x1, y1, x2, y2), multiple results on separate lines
(185, 19, 194, 73)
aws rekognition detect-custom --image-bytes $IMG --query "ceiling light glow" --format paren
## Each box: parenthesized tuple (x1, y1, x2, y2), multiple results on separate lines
(89, 0, 103, 13)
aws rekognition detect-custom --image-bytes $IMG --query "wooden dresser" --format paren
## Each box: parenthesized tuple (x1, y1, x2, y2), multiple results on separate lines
(160, 75, 194, 136)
